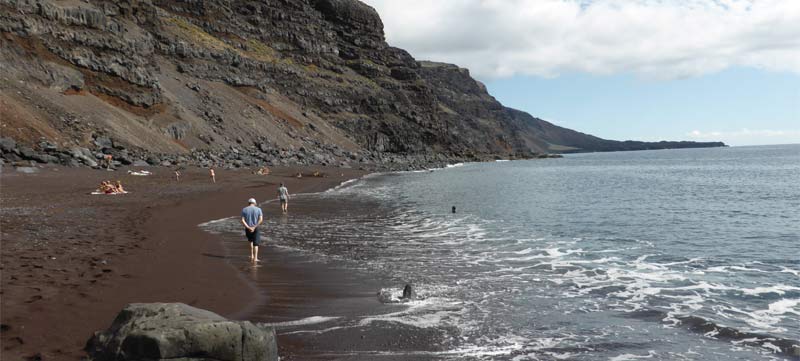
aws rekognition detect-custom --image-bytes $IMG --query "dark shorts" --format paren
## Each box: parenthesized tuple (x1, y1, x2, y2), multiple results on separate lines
(245, 228, 262, 246)
(280, 198, 287, 204)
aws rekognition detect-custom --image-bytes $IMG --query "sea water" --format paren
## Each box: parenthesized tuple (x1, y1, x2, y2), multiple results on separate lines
(203, 144, 800, 360)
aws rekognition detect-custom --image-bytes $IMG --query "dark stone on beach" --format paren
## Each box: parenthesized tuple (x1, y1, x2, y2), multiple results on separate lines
(117, 154, 133, 165)
(146, 156, 161, 166)
(15, 167, 39, 174)
(93, 137, 113, 149)
(0, 137, 16, 153)
(24, 353, 42, 361)
(378, 284, 418, 303)
(80, 156, 99, 167)
(39, 140, 58, 152)
(32, 153, 59, 164)
(85, 303, 278, 361)
(18, 147, 36, 160)
(401, 284, 417, 300)
(132, 160, 149, 167)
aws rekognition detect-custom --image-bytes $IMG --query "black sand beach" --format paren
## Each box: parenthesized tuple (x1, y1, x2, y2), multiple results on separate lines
(0, 165, 366, 360)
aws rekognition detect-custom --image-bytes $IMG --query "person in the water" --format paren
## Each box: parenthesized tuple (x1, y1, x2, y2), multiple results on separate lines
(277, 183, 290, 213)
(241, 198, 263, 262)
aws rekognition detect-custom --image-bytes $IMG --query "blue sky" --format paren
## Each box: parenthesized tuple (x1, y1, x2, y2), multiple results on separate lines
(363, 0, 800, 146)
(484, 68, 800, 145)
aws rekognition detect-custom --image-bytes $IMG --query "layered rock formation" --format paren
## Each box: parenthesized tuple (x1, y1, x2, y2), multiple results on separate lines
(0, 0, 724, 169)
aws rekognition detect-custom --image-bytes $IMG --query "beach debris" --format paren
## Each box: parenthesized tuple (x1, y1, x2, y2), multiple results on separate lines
(127, 170, 152, 176)
(85, 303, 278, 361)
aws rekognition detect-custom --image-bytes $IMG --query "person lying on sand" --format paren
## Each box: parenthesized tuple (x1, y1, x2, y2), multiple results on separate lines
(98, 181, 114, 194)
(96, 181, 109, 193)
(114, 181, 125, 193)
(93, 180, 128, 195)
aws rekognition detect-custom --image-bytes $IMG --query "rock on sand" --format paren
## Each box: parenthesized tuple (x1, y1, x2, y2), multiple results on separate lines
(85, 303, 278, 361)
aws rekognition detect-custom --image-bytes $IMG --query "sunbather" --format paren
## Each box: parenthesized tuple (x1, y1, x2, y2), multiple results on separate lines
(115, 181, 125, 193)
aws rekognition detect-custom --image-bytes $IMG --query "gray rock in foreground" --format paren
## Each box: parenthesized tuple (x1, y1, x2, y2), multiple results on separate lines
(85, 303, 277, 361)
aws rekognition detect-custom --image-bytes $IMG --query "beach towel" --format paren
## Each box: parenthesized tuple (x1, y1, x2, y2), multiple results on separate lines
(90, 191, 129, 195)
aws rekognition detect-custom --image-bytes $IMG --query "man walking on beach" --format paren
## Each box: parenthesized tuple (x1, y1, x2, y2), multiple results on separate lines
(241, 198, 263, 262)
(277, 183, 289, 213)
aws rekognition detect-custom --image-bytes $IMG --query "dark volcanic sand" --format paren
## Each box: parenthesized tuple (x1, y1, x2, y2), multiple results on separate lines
(202, 181, 456, 360)
(219, 236, 453, 361)
(0, 165, 364, 360)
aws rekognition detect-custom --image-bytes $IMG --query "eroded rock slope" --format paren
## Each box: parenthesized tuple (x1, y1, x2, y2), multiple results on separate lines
(0, 0, 724, 169)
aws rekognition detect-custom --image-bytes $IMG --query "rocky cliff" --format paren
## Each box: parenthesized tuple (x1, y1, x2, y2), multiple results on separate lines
(0, 0, 724, 169)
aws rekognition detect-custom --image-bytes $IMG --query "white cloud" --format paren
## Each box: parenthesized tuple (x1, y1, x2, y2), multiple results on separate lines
(362, 0, 800, 79)
(686, 128, 800, 145)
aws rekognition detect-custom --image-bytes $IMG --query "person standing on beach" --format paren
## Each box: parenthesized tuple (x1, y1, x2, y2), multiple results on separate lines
(277, 183, 289, 213)
(209, 168, 216, 183)
(103, 154, 113, 170)
(241, 198, 263, 262)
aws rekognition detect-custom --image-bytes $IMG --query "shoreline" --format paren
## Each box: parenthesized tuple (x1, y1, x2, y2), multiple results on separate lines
(0, 165, 365, 360)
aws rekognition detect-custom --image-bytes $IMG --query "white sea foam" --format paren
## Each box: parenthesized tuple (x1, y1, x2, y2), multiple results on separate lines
(197, 217, 234, 229)
(765, 299, 800, 316)
(358, 296, 464, 329)
(260, 316, 341, 327)
(609, 351, 656, 360)
(740, 284, 800, 296)
(324, 177, 362, 193)
(761, 342, 782, 354)
(780, 267, 800, 277)
(278, 326, 347, 335)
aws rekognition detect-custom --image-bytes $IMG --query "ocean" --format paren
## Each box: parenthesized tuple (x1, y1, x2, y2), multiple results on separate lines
(202, 144, 800, 360)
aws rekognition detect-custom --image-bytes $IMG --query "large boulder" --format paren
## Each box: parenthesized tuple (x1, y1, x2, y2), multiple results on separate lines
(85, 303, 278, 361)
(0, 137, 17, 153)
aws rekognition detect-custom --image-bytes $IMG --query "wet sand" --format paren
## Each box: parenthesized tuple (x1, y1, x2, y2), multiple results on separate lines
(204, 183, 454, 360)
(0, 165, 364, 360)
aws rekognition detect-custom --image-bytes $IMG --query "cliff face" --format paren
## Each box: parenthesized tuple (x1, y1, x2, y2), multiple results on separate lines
(0, 0, 724, 168)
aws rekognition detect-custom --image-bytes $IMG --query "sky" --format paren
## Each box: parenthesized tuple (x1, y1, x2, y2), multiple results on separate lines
(361, 0, 800, 146)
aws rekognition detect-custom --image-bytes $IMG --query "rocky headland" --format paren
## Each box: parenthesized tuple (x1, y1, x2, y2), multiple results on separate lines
(0, 0, 724, 171)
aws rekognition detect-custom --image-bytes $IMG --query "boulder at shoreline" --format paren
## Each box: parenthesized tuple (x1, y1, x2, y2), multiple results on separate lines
(85, 303, 277, 361)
